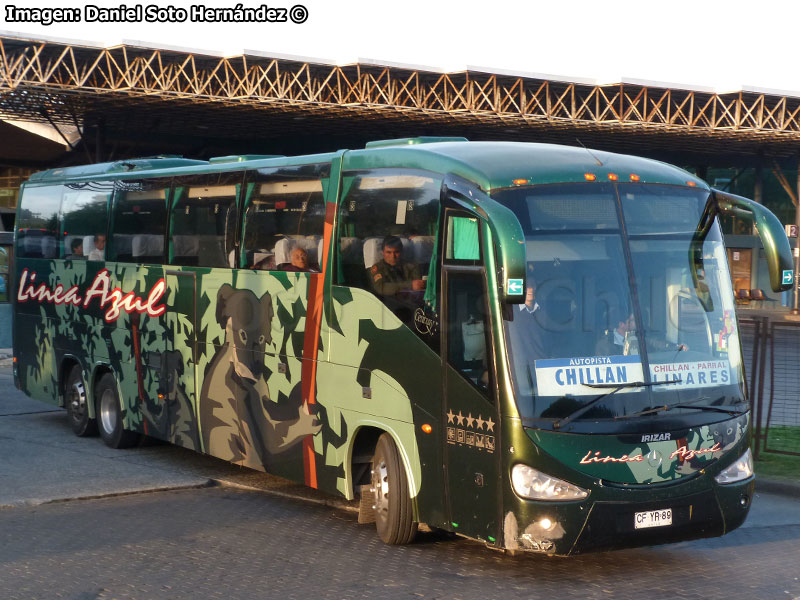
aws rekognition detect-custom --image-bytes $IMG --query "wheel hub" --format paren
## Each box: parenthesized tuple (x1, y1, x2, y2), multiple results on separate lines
(372, 460, 390, 519)
(70, 381, 86, 418)
(100, 388, 116, 434)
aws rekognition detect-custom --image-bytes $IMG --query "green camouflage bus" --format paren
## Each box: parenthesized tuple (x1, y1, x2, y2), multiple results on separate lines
(13, 138, 794, 555)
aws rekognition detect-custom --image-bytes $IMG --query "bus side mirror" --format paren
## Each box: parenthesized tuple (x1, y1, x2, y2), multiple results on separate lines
(713, 189, 794, 293)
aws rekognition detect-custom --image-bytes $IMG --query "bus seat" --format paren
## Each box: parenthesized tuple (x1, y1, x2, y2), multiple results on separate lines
(339, 237, 363, 263)
(273, 238, 294, 265)
(84, 235, 101, 258)
(132, 234, 164, 262)
(409, 235, 435, 266)
(173, 235, 200, 259)
(111, 234, 134, 261)
(198, 237, 226, 267)
(41, 235, 57, 258)
(22, 234, 43, 258)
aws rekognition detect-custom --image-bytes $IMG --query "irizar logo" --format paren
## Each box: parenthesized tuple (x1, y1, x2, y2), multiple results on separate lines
(641, 433, 671, 442)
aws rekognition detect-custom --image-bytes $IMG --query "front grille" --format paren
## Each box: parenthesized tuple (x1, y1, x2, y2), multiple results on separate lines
(571, 490, 723, 554)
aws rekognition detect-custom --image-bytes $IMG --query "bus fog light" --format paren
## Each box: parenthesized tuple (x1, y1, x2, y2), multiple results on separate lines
(511, 464, 588, 501)
(715, 449, 753, 484)
(539, 517, 553, 530)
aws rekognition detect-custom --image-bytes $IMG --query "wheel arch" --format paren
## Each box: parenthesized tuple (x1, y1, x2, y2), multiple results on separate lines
(89, 362, 121, 419)
(58, 355, 83, 409)
(347, 421, 421, 520)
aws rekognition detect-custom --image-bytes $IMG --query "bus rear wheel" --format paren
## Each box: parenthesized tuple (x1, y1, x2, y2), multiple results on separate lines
(96, 372, 140, 449)
(65, 365, 97, 437)
(371, 433, 417, 545)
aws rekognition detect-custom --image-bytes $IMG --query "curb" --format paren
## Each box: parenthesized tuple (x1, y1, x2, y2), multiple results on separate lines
(755, 477, 800, 498)
(213, 478, 359, 513)
(0, 480, 216, 511)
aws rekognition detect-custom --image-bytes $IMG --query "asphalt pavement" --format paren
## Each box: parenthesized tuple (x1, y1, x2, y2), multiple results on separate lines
(1, 363, 799, 599)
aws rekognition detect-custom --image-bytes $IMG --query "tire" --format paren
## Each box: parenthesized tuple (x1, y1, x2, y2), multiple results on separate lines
(65, 365, 97, 437)
(95, 372, 140, 449)
(371, 433, 418, 545)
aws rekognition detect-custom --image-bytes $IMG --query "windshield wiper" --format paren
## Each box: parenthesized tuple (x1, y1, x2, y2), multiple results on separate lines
(553, 380, 677, 430)
(615, 396, 747, 420)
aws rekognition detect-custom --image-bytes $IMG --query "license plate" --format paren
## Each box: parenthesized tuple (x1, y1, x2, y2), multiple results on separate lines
(634, 508, 672, 529)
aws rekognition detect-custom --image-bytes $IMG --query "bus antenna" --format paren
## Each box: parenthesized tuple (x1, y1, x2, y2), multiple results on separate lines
(576, 139, 603, 167)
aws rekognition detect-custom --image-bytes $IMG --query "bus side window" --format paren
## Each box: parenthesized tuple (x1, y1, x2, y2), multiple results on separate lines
(111, 179, 170, 263)
(241, 164, 329, 272)
(16, 185, 63, 259)
(169, 172, 241, 268)
(336, 168, 441, 321)
(60, 183, 112, 261)
(445, 215, 480, 263)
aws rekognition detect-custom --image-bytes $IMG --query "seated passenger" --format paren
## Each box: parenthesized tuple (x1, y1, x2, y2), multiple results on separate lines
(280, 247, 318, 272)
(67, 238, 85, 260)
(88, 234, 106, 261)
(368, 236, 425, 297)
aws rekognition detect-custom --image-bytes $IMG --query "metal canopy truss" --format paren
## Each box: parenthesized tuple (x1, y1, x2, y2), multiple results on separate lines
(3, 35, 800, 160)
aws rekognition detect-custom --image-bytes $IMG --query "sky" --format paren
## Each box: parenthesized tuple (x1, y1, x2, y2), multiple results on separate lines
(2, 0, 799, 95)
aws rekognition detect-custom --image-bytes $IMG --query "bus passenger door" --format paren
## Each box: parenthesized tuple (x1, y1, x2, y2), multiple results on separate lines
(162, 270, 200, 451)
(442, 267, 500, 543)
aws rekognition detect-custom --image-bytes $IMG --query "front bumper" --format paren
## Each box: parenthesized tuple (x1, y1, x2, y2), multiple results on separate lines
(503, 477, 754, 556)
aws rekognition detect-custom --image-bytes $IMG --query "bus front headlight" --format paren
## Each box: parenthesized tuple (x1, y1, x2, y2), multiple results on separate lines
(714, 449, 754, 484)
(511, 464, 589, 501)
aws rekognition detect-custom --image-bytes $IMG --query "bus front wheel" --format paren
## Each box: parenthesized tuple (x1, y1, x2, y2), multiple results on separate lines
(95, 373, 140, 449)
(371, 433, 417, 545)
(65, 365, 97, 437)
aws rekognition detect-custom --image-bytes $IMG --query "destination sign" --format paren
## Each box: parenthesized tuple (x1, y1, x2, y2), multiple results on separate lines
(649, 360, 733, 389)
(534, 355, 644, 397)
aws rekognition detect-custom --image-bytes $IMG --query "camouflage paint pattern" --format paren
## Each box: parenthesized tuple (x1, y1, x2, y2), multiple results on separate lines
(528, 413, 749, 484)
(13, 257, 436, 513)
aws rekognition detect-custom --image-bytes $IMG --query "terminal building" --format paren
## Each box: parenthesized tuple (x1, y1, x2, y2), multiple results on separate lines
(2, 33, 800, 344)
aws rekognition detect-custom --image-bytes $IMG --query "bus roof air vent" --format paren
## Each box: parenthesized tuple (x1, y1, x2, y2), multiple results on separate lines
(365, 137, 468, 149)
(208, 155, 285, 164)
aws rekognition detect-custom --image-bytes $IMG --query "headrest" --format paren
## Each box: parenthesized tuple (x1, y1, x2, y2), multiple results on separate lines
(83, 235, 97, 256)
(41, 236, 57, 258)
(133, 234, 164, 257)
(173, 235, 200, 257)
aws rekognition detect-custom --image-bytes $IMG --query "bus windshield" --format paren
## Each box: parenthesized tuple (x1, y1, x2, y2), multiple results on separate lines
(493, 183, 746, 431)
